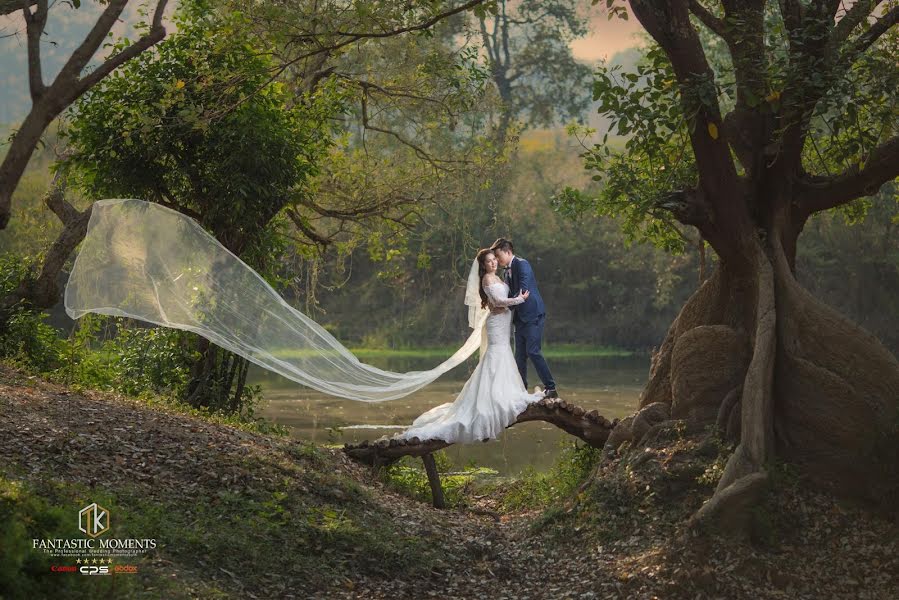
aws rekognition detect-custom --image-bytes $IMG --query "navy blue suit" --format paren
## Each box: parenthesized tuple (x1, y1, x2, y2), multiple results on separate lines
(505, 256, 555, 391)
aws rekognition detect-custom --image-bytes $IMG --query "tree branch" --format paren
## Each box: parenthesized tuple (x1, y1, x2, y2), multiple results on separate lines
(76, 0, 169, 92)
(23, 0, 48, 102)
(55, 0, 130, 84)
(359, 92, 461, 173)
(653, 188, 714, 231)
(478, 13, 496, 64)
(776, 0, 837, 176)
(688, 0, 728, 39)
(0, 0, 35, 16)
(285, 207, 333, 247)
(343, 397, 618, 465)
(334, 0, 487, 38)
(500, 1, 511, 68)
(845, 5, 899, 58)
(1, 175, 94, 312)
(777, 0, 803, 37)
(630, 0, 750, 264)
(796, 135, 899, 217)
(831, 0, 884, 46)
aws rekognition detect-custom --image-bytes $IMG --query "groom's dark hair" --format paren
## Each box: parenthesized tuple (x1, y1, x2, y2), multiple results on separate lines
(491, 238, 513, 253)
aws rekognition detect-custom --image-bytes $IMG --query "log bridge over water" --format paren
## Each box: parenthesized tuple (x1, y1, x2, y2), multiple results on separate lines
(342, 397, 618, 508)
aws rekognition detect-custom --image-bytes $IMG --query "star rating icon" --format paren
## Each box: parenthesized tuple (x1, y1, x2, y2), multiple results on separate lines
(75, 557, 114, 564)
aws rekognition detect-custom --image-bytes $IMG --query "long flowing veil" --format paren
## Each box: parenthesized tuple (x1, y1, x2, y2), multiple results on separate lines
(64, 199, 489, 402)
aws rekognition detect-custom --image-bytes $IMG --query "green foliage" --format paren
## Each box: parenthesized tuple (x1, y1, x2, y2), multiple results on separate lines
(500, 439, 602, 511)
(0, 274, 279, 431)
(56, 2, 349, 415)
(310, 134, 706, 350)
(382, 451, 497, 508)
(0, 255, 65, 371)
(555, 45, 697, 252)
(100, 322, 197, 398)
(560, 3, 897, 252)
(61, 1, 344, 247)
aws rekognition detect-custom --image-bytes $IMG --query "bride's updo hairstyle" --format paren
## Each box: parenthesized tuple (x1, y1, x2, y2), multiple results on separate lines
(476, 248, 495, 309)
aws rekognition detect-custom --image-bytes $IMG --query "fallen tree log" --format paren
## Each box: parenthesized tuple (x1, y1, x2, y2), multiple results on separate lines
(342, 397, 618, 467)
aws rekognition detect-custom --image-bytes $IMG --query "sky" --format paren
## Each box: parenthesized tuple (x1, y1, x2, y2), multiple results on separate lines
(571, 4, 646, 63)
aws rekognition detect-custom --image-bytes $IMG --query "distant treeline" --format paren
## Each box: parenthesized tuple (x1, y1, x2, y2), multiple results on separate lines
(2, 131, 896, 355)
(303, 138, 899, 354)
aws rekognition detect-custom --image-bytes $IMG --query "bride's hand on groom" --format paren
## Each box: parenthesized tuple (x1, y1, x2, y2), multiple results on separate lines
(519, 289, 530, 300)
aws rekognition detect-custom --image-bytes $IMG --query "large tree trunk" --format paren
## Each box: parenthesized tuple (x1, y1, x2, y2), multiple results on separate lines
(1, 178, 92, 313)
(0, 107, 57, 229)
(619, 218, 899, 532)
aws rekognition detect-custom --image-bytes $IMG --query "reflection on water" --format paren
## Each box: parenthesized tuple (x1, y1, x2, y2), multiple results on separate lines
(253, 353, 648, 476)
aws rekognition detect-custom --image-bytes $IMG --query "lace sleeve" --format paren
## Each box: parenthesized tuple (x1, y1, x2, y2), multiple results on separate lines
(484, 283, 524, 307)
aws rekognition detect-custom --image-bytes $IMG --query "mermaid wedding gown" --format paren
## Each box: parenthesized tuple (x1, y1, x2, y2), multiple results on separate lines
(396, 281, 545, 444)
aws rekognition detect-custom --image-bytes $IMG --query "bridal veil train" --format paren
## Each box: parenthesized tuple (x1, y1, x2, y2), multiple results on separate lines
(64, 199, 490, 404)
(65, 199, 544, 442)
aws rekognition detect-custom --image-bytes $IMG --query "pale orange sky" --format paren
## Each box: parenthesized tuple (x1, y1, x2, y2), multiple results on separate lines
(570, 4, 646, 63)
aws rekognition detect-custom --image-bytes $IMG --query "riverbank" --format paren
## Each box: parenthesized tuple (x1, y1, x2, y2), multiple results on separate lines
(1, 362, 896, 599)
(347, 344, 639, 360)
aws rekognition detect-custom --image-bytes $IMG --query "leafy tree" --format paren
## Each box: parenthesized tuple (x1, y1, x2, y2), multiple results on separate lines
(227, 0, 505, 255)
(0, 0, 170, 230)
(59, 5, 343, 410)
(470, 0, 594, 141)
(558, 0, 899, 530)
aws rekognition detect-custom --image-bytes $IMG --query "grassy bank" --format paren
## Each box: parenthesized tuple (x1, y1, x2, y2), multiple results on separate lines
(0, 363, 487, 599)
(2, 361, 896, 599)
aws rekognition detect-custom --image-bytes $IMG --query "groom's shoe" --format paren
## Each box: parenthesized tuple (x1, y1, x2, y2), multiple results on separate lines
(543, 388, 558, 399)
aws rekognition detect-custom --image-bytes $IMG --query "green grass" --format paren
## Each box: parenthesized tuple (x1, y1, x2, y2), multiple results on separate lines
(0, 442, 455, 599)
(381, 451, 499, 507)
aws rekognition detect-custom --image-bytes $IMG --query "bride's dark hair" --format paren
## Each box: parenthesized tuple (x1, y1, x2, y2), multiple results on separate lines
(476, 248, 495, 309)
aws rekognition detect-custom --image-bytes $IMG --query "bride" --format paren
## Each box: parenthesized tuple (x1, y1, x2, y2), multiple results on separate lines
(64, 199, 547, 438)
(396, 248, 546, 444)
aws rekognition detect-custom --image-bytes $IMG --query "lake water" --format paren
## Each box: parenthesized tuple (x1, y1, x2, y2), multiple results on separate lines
(252, 353, 648, 475)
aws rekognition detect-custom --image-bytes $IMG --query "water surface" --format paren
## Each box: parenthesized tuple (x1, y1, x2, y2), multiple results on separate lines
(253, 353, 648, 475)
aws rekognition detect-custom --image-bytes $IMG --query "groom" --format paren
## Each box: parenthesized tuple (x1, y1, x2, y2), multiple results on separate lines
(491, 238, 558, 399)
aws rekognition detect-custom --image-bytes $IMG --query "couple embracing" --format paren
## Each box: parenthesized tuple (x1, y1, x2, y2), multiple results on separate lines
(397, 238, 558, 445)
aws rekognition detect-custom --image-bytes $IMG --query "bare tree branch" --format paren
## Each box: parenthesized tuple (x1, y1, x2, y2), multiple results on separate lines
(333, 0, 487, 38)
(285, 207, 334, 247)
(1, 174, 94, 312)
(23, 0, 47, 101)
(478, 13, 496, 64)
(54, 0, 130, 84)
(359, 92, 462, 173)
(77, 7, 168, 91)
(831, 0, 885, 46)
(0, 0, 36, 16)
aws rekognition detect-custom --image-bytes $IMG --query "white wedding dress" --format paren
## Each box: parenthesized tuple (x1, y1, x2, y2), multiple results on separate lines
(396, 280, 545, 444)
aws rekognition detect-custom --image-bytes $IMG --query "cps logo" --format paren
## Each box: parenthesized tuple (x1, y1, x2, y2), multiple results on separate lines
(79, 566, 110, 576)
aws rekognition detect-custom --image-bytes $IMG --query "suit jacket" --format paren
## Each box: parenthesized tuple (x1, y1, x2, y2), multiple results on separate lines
(506, 256, 545, 325)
